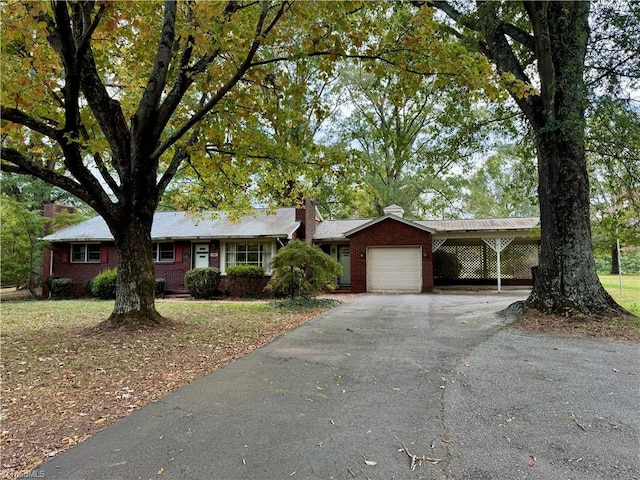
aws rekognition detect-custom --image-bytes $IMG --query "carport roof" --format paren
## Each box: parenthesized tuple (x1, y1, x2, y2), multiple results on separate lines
(421, 217, 540, 233)
(42, 208, 301, 242)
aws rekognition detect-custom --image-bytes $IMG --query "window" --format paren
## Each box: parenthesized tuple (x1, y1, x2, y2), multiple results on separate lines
(224, 242, 272, 272)
(71, 244, 101, 263)
(153, 242, 174, 262)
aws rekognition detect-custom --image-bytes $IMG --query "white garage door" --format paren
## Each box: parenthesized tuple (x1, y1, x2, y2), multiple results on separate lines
(367, 247, 422, 293)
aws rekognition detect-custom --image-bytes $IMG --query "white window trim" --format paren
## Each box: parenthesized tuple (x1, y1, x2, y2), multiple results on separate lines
(153, 242, 175, 263)
(221, 240, 275, 275)
(70, 243, 101, 263)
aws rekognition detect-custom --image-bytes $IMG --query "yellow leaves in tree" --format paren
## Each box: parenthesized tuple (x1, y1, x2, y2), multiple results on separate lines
(501, 72, 539, 99)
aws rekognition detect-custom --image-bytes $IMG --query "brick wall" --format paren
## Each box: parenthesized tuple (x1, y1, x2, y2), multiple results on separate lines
(44, 241, 194, 296)
(348, 218, 434, 293)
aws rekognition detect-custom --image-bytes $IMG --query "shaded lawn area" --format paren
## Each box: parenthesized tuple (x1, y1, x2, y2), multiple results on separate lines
(0, 299, 339, 479)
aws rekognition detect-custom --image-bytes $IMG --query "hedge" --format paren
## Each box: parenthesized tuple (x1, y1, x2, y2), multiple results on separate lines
(226, 265, 264, 297)
(185, 267, 221, 299)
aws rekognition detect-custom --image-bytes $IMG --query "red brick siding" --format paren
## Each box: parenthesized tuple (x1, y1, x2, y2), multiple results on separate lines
(348, 218, 433, 293)
(43, 241, 195, 296)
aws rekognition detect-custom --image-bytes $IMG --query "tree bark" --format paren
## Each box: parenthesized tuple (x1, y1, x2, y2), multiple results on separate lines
(610, 244, 619, 275)
(527, 129, 622, 315)
(522, 2, 624, 316)
(102, 210, 167, 328)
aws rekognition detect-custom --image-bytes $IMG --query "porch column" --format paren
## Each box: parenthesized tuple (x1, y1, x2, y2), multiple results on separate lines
(482, 238, 514, 292)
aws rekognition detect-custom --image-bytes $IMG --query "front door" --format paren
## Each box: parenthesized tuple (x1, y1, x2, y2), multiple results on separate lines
(338, 246, 350, 285)
(193, 243, 210, 268)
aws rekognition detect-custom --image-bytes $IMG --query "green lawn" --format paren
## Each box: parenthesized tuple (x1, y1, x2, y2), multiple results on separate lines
(599, 274, 640, 316)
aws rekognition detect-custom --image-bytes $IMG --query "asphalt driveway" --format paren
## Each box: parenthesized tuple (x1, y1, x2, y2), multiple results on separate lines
(37, 293, 639, 480)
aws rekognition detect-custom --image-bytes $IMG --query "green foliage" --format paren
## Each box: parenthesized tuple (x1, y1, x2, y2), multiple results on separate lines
(270, 298, 341, 310)
(266, 241, 342, 299)
(433, 251, 462, 279)
(45, 275, 61, 292)
(331, 66, 496, 219)
(460, 142, 539, 219)
(0, 194, 45, 291)
(595, 249, 640, 274)
(185, 267, 221, 299)
(155, 278, 166, 297)
(588, 97, 640, 251)
(49, 277, 76, 298)
(90, 268, 118, 299)
(226, 265, 265, 298)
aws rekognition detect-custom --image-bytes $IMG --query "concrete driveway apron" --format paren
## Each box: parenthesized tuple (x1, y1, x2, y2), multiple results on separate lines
(37, 293, 639, 480)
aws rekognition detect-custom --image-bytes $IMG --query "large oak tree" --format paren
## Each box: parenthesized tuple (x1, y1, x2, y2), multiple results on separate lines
(429, 1, 629, 316)
(1, 0, 304, 326)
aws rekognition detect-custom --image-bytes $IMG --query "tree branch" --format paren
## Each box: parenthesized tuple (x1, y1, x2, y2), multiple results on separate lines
(151, 1, 292, 162)
(1, 148, 93, 206)
(0, 106, 61, 140)
(133, 1, 177, 137)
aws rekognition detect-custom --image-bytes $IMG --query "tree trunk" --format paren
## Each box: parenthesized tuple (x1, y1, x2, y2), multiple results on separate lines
(104, 213, 167, 328)
(524, 2, 626, 317)
(610, 244, 619, 275)
(526, 132, 622, 315)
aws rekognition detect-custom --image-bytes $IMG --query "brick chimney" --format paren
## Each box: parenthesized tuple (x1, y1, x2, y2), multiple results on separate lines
(42, 203, 76, 234)
(294, 199, 321, 244)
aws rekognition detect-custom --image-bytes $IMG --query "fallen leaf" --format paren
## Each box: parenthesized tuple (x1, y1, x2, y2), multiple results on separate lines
(157, 467, 164, 475)
(364, 460, 377, 466)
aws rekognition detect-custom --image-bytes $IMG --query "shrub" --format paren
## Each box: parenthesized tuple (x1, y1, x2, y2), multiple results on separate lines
(266, 240, 342, 299)
(155, 278, 166, 297)
(49, 277, 76, 298)
(46, 275, 62, 293)
(91, 268, 118, 299)
(226, 265, 264, 297)
(185, 267, 221, 299)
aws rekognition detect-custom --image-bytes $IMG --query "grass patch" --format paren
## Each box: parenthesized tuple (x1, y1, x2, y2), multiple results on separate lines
(0, 298, 341, 479)
(599, 274, 640, 316)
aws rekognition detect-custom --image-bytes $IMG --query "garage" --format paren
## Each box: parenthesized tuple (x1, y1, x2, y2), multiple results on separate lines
(367, 246, 422, 293)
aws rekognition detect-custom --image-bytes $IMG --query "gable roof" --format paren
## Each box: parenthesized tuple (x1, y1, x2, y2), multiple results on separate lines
(343, 214, 437, 237)
(42, 208, 301, 242)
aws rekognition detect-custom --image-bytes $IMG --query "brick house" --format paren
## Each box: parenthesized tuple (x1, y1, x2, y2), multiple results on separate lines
(42, 203, 540, 296)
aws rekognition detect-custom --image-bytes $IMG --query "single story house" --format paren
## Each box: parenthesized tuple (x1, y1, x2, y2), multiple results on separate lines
(41, 202, 540, 296)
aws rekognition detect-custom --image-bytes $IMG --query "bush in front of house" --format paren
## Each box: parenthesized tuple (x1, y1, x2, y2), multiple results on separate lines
(91, 267, 118, 299)
(266, 240, 342, 299)
(49, 277, 76, 298)
(155, 278, 166, 297)
(185, 267, 221, 299)
(226, 265, 264, 297)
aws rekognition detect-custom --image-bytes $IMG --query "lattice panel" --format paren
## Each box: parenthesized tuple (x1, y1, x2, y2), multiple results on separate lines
(482, 237, 514, 253)
(438, 244, 495, 279)
(501, 243, 540, 279)
(432, 238, 447, 252)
